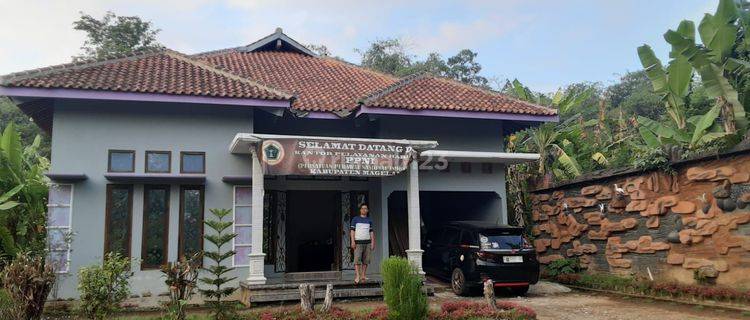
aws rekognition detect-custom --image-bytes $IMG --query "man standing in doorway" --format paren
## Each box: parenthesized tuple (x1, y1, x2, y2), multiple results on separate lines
(350, 204, 375, 284)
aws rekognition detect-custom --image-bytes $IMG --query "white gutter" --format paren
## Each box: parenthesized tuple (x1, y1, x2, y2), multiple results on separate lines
(419, 150, 540, 164)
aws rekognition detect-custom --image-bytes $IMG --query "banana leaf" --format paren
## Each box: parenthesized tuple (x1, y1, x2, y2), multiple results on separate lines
(691, 103, 722, 146)
(696, 63, 748, 130)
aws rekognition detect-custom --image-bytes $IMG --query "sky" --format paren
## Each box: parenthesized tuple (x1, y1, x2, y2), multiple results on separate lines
(0, 0, 717, 93)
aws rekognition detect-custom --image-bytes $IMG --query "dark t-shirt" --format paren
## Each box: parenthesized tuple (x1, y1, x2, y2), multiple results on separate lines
(350, 215, 374, 244)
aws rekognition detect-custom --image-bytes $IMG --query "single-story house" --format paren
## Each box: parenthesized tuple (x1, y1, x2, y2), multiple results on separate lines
(0, 28, 556, 299)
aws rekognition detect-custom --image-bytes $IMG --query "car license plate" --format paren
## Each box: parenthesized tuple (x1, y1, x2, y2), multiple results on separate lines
(503, 256, 523, 263)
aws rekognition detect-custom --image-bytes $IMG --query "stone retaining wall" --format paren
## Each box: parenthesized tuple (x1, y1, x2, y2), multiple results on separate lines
(530, 151, 750, 288)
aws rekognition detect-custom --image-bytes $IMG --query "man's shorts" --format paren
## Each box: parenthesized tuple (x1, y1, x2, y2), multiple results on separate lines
(354, 242, 372, 265)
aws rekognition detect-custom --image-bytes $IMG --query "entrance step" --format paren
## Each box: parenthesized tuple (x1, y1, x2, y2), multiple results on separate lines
(283, 271, 341, 282)
(239, 278, 383, 306)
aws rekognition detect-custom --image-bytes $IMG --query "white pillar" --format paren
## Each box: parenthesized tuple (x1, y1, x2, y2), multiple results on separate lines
(246, 148, 266, 284)
(405, 156, 424, 274)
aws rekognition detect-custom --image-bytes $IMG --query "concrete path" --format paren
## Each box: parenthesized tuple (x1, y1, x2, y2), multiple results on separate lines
(430, 281, 747, 320)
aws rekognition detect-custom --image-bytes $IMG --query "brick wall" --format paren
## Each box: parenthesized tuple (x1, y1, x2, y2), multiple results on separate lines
(530, 151, 750, 288)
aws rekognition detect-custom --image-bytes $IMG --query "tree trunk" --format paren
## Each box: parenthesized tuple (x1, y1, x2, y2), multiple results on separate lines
(719, 96, 737, 134)
(299, 283, 315, 312)
(483, 280, 497, 310)
(321, 283, 334, 312)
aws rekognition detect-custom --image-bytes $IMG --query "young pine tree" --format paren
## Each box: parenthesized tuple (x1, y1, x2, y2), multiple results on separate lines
(199, 208, 237, 320)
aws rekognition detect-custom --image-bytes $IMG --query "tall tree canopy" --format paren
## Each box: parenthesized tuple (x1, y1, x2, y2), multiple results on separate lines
(73, 11, 162, 61)
(357, 38, 489, 88)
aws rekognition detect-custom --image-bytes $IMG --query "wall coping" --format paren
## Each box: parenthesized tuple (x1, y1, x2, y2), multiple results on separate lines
(531, 141, 750, 193)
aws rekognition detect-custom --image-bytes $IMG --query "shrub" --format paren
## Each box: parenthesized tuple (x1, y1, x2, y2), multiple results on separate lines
(559, 272, 750, 304)
(0, 252, 55, 320)
(544, 257, 581, 277)
(77, 252, 132, 320)
(437, 300, 537, 320)
(161, 252, 201, 320)
(199, 208, 237, 320)
(249, 306, 356, 320)
(380, 257, 427, 320)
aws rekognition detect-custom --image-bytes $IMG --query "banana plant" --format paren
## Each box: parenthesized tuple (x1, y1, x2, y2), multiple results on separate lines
(637, 43, 691, 129)
(637, 103, 726, 149)
(509, 79, 594, 115)
(0, 123, 49, 263)
(658, 0, 748, 133)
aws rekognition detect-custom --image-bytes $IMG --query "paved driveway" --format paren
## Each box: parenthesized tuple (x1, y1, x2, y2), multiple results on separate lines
(430, 281, 746, 320)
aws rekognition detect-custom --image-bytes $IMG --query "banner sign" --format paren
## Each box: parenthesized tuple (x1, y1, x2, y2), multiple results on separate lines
(258, 137, 415, 177)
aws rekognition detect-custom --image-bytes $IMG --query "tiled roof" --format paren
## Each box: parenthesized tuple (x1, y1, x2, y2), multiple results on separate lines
(0, 49, 292, 101)
(1, 28, 555, 119)
(198, 50, 398, 114)
(361, 73, 557, 116)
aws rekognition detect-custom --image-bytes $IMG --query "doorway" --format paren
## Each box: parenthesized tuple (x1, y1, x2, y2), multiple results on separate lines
(285, 190, 341, 272)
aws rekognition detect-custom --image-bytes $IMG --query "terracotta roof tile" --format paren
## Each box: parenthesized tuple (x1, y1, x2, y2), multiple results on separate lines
(198, 50, 398, 114)
(0, 49, 292, 101)
(361, 73, 557, 116)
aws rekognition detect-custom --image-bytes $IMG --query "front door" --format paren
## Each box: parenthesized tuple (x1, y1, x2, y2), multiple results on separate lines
(285, 190, 341, 272)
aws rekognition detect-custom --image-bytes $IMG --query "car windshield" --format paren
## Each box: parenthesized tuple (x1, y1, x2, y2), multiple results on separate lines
(479, 230, 524, 250)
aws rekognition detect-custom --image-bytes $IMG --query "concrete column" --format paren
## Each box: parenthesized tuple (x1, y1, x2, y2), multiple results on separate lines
(246, 147, 266, 284)
(405, 156, 424, 274)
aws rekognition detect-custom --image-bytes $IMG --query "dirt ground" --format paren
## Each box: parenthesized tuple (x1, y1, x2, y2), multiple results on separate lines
(426, 281, 749, 320)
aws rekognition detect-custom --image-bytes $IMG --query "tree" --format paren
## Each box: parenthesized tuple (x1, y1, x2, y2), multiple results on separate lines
(200, 208, 237, 320)
(0, 98, 49, 158)
(0, 123, 49, 265)
(445, 49, 489, 88)
(357, 38, 412, 76)
(73, 11, 162, 61)
(306, 43, 332, 56)
(357, 38, 490, 86)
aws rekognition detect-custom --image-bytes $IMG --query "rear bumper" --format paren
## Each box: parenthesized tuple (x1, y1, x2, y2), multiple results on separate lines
(466, 263, 540, 286)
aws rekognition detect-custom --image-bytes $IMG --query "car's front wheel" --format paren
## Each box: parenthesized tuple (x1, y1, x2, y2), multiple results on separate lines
(451, 268, 471, 296)
(510, 285, 530, 296)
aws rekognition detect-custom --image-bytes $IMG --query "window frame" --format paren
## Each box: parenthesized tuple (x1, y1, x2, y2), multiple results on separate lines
(108, 150, 136, 173)
(104, 184, 134, 258)
(180, 151, 206, 174)
(145, 151, 172, 173)
(178, 185, 205, 260)
(47, 183, 74, 274)
(140, 185, 170, 270)
(232, 186, 253, 267)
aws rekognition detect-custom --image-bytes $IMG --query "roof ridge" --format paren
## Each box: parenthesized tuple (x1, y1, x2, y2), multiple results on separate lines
(0, 48, 167, 85)
(427, 75, 558, 114)
(358, 72, 431, 105)
(163, 50, 294, 100)
(191, 46, 245, 58)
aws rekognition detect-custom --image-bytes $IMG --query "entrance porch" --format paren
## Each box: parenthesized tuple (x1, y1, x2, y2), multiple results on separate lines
(227, 133, 539, 304)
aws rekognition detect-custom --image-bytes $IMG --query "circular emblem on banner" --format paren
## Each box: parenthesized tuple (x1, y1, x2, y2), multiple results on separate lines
(261, 140, 284, 165)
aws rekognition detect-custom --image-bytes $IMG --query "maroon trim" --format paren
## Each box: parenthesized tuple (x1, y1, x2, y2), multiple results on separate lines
(0, 87, 291, 108)
(356, 105, 558, 122)
(493, 282, 530, 287)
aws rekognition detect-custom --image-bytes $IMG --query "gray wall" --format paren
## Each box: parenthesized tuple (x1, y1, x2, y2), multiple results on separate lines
(50, 100, 254, 298)
(48, 103, 510, 299)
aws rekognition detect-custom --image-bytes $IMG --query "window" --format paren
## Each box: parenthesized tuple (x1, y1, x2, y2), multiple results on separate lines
(141, 185, 170, 269)
(146, 151, 171, 173)
(460, 162, 472, 173)
(481, 163, 493, 174)
(108, 150, 135, 172)
(179, 186, 204, 260)
(48, 184, 73, 273)
(180, 152, 205, 173)
(233, 186, 252, 266)
(105, 185, 133, 258)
